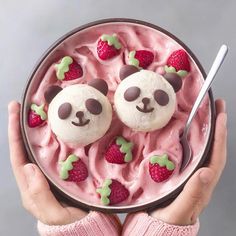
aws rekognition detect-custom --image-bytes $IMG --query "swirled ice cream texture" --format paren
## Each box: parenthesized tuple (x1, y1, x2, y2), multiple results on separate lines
(26, 22, 210, 206)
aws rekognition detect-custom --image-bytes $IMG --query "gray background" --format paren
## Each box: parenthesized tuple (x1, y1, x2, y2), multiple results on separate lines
(0, 0, 235, 235)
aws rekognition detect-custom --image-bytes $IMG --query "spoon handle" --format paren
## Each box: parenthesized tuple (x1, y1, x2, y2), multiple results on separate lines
(184, 45, 228, 135)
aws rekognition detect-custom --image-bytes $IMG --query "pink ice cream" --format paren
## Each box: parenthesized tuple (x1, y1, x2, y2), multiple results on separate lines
(24, 22, 211, 208)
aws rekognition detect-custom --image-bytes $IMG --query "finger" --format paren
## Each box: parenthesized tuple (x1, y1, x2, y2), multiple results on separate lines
(8, 101, 27, 170)
(215, 99, 226, 115)
(164, 167, 214, 225)
(22, 164, 66, 224)
(209, 112, 227, 182)
(8, 101, 29, 190)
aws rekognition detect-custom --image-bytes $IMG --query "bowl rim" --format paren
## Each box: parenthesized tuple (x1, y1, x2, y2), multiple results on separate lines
(20, 18, 215, 213)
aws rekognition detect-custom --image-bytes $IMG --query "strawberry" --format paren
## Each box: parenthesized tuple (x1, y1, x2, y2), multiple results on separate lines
(128, 50, 154, 69)
(96, 179, 129, 205)
(165, 49, 190, 77)
(60, 154, 88, 183)
(105, 136, 133, 164)
(28, 104, 47, 128)
(149, 154, 175, 183)
(97, 34, 122, 60)
(55, 56, 83, 81)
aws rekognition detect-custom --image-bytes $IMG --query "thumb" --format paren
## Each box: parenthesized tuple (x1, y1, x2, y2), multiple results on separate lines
(166, 168, 214, 225)
(23, 164, 87, 225)
(22, 164, 66, 225)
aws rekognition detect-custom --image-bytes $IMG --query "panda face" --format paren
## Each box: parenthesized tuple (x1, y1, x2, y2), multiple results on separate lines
(114, 70, 177, 132)
(47, 83, 112, 146)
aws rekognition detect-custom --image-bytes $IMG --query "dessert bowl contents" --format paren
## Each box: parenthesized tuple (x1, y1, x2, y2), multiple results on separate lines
(21, 19, 214, 212)
(46, 79, 112, 146)
(114, 69, 178, 132)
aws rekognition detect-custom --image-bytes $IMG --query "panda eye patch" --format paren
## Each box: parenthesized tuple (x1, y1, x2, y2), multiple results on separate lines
(58, 102, 72, 119)
(124, 86, 141, 101)
(85, 98, 102, 115)
(154, 89, 169, 106)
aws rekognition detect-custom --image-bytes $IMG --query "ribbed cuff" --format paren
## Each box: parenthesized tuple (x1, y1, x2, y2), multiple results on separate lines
(122, 212, 199, 236)
(37, 211, 121, 236)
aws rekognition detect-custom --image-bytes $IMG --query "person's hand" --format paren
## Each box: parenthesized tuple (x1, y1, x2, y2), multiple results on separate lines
(8, 101, 88, 226)
(150, 99, 227, 226)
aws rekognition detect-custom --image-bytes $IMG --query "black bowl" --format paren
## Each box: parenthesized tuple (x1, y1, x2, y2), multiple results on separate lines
(21, 18, 215, 213)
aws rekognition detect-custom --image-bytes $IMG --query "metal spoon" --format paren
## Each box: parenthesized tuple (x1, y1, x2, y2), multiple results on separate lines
(179, 44, 228, 172)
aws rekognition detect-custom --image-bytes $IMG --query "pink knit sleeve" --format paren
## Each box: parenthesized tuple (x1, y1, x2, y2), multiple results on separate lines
(37, 211, 121, 236)
(122, 212, 199, 236)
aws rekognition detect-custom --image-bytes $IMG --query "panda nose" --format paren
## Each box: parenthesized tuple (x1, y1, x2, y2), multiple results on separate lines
(142, 97, 150, 105)
(76, 111, 84, 119)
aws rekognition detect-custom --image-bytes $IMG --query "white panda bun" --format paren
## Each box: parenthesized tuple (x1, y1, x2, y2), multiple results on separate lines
(47, 81, 112, 146)
(114, 70, 177, 132)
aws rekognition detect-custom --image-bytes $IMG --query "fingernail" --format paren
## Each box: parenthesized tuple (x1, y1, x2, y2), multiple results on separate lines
(24, 164, 35, 184)
(8, 101, 20, 113)
(222, 100, 226, 112)
(222, 113, 227, 127)
(199, 170, 213, 185)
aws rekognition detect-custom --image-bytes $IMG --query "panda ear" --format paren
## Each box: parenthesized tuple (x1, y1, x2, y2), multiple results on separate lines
(88, 79, 108, 96)
(44, 85, 63, 104)
(120, 65, 140, 80)
(163, 73, 183, 93)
